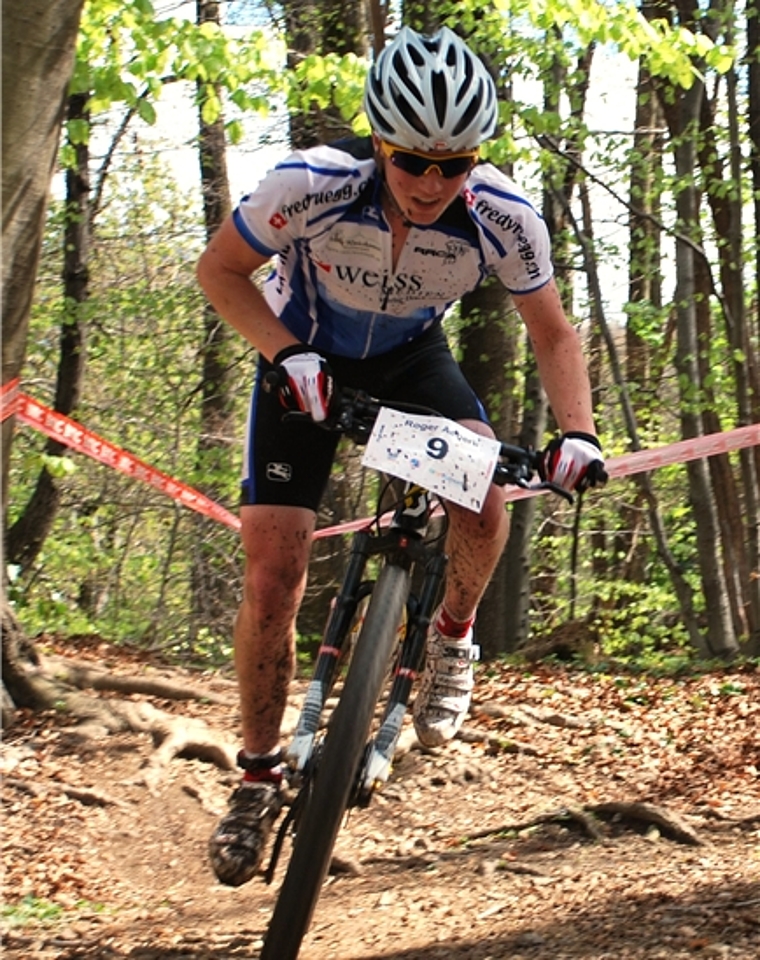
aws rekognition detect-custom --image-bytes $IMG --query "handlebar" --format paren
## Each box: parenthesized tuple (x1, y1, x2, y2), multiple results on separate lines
(263, 373, 573, 503)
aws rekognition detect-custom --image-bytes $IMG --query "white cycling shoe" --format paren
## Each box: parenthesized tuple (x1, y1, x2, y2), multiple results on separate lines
(413, 621, 480, 748)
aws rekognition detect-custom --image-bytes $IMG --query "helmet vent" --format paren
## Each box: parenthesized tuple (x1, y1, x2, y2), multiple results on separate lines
(431, 71, 448, 128)
(393, 85, 430, 137)
(452, 90, 481, 139)
(456, 55, 475, 105)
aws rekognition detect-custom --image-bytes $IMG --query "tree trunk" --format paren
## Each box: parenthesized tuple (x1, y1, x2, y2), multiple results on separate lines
(577, 186, 605, 585)
(750, 3, 760, 347)
(571, 168, 706, 652)
(459, 280, 520, 659)
(512, 35, 590, 645)
(493, 352, 548, 654)
(6, 92, 90, 571)
(1, 0, 86, 711)
(460, 280, 519, 438)
(668, 79, 738, 659)
(619, 62, 664, 583)
(565, 189, 707, 649)
(647, 0, 740, 659)
(696, 57, 760, 649)
(747, 0, 760, 657)
(191, 0, 237, 639)
(2, 0, 86, 478)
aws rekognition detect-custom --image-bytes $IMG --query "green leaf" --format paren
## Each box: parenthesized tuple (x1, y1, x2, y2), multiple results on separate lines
(706, 44, 736, 74)
(201, 91, 221, 125)
(226, 119, 243, 144)
(136, 98, 157, 125)
(41, 455, 77, 479)
(66, 118, 91, 146)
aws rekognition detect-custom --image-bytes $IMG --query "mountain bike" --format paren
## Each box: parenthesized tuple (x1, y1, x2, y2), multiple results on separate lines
(259, 387, 571, 960)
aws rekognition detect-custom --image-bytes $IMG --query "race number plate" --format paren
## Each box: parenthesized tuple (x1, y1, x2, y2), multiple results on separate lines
(362, 407, 501, 513)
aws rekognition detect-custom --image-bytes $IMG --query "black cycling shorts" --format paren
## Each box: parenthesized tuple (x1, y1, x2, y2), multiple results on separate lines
(240, 324, 488, 511)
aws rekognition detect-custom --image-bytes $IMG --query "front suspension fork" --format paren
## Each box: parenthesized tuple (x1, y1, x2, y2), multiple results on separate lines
(357, 549, 448, 799)
(285, 530, 373, 773)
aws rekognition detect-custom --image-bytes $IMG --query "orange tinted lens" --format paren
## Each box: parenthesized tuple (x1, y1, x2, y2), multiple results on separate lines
(384, 144, 476, 179)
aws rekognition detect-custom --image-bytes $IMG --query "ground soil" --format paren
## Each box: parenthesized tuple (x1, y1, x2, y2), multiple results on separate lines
(2, 636, 759, 960)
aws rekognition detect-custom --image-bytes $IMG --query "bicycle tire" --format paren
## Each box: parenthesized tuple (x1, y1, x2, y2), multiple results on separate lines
(260, 562, 411, 960)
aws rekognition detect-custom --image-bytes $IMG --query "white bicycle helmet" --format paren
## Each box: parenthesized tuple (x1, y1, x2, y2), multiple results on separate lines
(364, 26, 497, 153)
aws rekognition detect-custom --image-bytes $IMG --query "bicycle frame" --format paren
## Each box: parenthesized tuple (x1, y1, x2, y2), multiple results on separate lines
(266, 481, 447, 874)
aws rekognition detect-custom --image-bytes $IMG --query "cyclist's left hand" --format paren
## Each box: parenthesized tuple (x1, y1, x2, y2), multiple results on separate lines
(540, 432, 608, 493)
(273, 345, 334, 423)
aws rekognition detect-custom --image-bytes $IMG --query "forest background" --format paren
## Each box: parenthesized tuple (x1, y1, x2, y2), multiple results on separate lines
(3, 0, 760, 708)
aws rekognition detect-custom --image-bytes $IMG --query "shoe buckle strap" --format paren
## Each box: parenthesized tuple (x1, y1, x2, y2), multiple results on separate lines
(237, 749, 283, 773)
(440, 642, 480, 662)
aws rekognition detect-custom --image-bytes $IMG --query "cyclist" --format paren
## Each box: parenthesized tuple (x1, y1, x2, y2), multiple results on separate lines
(196, 25, 606, 888)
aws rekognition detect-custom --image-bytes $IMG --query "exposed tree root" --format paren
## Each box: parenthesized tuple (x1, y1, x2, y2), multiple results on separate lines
(5, 775, 130, 808)
(43, 654, 236, 706)
(589, 800, 703, 845)
(466, 800, 704, 846)
(3, 654, 239, 794)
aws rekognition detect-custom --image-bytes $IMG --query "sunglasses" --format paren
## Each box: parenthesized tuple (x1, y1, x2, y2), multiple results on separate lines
(379, 140, 478, 179)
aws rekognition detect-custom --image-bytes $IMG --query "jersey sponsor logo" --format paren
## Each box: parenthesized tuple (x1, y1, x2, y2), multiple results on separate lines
(412, 239, 470, 262)
(266, 462, 292, 482)
(269, 212, 288, 229)
(517, 234, 541, 280)
(472, 197, 523, 236)
(325, 228, 383, 258)
(333, 264, 423, 294)
(473, 198, 541, 280)
(280, 182, 361, 219)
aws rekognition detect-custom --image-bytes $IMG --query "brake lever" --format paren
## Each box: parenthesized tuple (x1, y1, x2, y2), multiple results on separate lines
(495, 466, 574, 504)
(281, 402, 370, 441)
(534, 480, 574, 504)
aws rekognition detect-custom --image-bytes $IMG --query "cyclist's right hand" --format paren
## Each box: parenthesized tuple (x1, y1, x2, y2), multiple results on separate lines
(272, 345, 334, 423)
(539, 431, 607, 493)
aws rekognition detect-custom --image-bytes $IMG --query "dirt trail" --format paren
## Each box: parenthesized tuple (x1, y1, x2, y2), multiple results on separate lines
(2, 638, 759, 959)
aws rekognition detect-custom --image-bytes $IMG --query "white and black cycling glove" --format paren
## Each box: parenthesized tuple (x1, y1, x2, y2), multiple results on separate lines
(539, 431, 608, 493)
(273, 345, 334, 423)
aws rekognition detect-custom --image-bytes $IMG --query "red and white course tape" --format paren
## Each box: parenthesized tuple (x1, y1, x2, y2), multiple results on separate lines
(3, 379, 759, 539)
(2, 379, 241, 532)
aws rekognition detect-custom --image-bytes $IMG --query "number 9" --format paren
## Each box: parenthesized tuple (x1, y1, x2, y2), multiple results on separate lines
(426, 436, 449, 460)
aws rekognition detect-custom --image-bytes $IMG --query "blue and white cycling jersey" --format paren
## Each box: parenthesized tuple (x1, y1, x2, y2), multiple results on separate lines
(233, 137, 553, 360)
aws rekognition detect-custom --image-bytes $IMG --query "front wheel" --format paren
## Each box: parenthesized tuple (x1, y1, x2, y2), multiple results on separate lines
(260, 562, 411, 960)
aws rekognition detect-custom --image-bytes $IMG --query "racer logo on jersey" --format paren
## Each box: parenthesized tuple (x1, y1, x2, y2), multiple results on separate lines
(269, 212, 288, 230)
